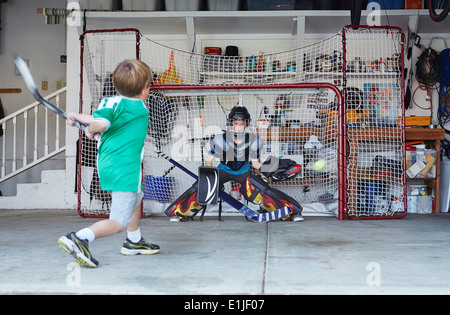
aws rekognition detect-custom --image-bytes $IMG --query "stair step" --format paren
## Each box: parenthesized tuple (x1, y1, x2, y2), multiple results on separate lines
(0, 170, 68, 209)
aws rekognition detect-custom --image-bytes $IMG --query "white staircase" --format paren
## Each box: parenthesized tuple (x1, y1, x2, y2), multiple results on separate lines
(0, 87, 72, 209)
(0, 170, 68, 209)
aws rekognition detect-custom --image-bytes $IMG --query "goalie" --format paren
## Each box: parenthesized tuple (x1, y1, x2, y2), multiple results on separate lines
(164, 106, 304, 222)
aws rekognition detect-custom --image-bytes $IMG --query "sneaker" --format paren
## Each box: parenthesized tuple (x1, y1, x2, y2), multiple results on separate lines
(120, 238, 160, 256)
(292, 213, 305, 222)
(57, 232, 99, 268)
(169, 216, 181, 222)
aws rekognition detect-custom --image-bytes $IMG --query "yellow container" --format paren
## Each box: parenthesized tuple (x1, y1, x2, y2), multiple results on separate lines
(398, 116, 431, 127)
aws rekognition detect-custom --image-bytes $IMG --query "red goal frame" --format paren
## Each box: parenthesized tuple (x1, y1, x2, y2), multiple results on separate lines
(76, 26, 406, 220)
(77, 28, 141, 218)
(149, 83, 347, 220)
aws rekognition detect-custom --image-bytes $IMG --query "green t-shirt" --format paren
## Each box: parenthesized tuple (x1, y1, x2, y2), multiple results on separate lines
(93, 95, 149, 192)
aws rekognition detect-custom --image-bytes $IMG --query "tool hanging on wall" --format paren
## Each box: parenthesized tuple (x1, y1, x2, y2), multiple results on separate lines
(438, 46, 450, 132)
(404, 14, 421, 110)
(414, 37, 447, 120)
(416, 37, 445, 90)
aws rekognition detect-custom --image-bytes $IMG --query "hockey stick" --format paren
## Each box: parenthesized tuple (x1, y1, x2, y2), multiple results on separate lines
(153, 146, 292, 222)
(13, 53, 88, 132)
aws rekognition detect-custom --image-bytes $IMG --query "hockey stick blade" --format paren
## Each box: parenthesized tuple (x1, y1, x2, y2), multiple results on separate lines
(219, 190, 292, 222)
(13, 53, 87, 132)
(153, 146, 292, 222)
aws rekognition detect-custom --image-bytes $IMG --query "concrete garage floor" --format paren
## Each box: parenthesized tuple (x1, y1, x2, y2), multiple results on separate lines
(1, 209, 450, 295)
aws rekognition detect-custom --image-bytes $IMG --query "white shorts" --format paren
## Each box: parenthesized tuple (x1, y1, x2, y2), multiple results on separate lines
(109, 191, 143, 227)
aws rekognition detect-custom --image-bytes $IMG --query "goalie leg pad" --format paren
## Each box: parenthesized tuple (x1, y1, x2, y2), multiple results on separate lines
(164, 181, 201, 219)
(240, 174, 268, 205)
(240, 174, 302, 215)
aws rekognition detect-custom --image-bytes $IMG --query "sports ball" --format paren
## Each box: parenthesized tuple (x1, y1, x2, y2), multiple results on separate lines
(313, 158, 326, 171)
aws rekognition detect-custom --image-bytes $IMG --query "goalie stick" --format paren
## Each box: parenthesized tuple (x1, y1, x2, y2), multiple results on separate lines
(153, 146, 292, 223)
(13, 53, 88, 132)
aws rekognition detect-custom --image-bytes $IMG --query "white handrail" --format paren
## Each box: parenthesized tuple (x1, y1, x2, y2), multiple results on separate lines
(0, 87, 67, 183)
(0, 87, 67, 123)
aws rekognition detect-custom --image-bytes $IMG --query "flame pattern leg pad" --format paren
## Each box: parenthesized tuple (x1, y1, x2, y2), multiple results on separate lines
(164, 181, 201, 220)
(240, 174, 303, 216)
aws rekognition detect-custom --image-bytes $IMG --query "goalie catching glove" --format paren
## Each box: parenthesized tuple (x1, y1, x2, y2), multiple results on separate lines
(260, 156, 301, 182)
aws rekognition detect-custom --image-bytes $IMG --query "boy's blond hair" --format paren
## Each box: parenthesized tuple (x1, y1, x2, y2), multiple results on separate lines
(112, 59, 153, 98)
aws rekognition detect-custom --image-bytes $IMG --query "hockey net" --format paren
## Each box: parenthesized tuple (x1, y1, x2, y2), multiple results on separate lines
(142, 83, 344, 218)
(77, 26, 405, 219)
(343, 26, 406, 219)
(77, 29, 140, 217)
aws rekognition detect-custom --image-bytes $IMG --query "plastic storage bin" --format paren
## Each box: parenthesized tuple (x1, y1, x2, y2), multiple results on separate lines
(165, 0, 201, 10)
(122, 0, 160, 10)
(247, 0, 295, 10)
(208, 0, 239, 10)
(417, 195, 432, 213)
(407, 195, 418, 213)
(406, 149, 437, 178)
(78, 0, 120, 10)
(408, 184, 427, 196)
(407, 195, 432, 213)
(143, 175, 174, 203)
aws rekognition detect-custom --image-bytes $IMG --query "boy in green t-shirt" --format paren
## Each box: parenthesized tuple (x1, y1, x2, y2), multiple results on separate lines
(57, 59, 159, 268)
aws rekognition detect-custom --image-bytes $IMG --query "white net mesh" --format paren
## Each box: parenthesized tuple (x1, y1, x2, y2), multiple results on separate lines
(141, 85, 340, 217)
(78, 29, 140, 216)
(138, 33, 343, 87)
(78, 26, 404, 219)
(343, 26, 405, 218)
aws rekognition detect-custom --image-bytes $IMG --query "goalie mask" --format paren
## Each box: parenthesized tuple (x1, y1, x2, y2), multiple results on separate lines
(227, 106, 251, 137)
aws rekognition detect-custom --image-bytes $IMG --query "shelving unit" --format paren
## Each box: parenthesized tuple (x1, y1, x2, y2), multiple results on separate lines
(76, 9, 450, 36)
(405, 128, 445, 213)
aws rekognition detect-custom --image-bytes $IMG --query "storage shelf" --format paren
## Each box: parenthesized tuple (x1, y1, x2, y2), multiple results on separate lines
(81, 9, 450, 36)
(405, 128, 445, 213)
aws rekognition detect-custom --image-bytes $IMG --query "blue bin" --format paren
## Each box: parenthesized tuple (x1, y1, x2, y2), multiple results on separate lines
(358, 181, 388, 212)
(370, 0, 404, 9)
(143, 175, 174, 203)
